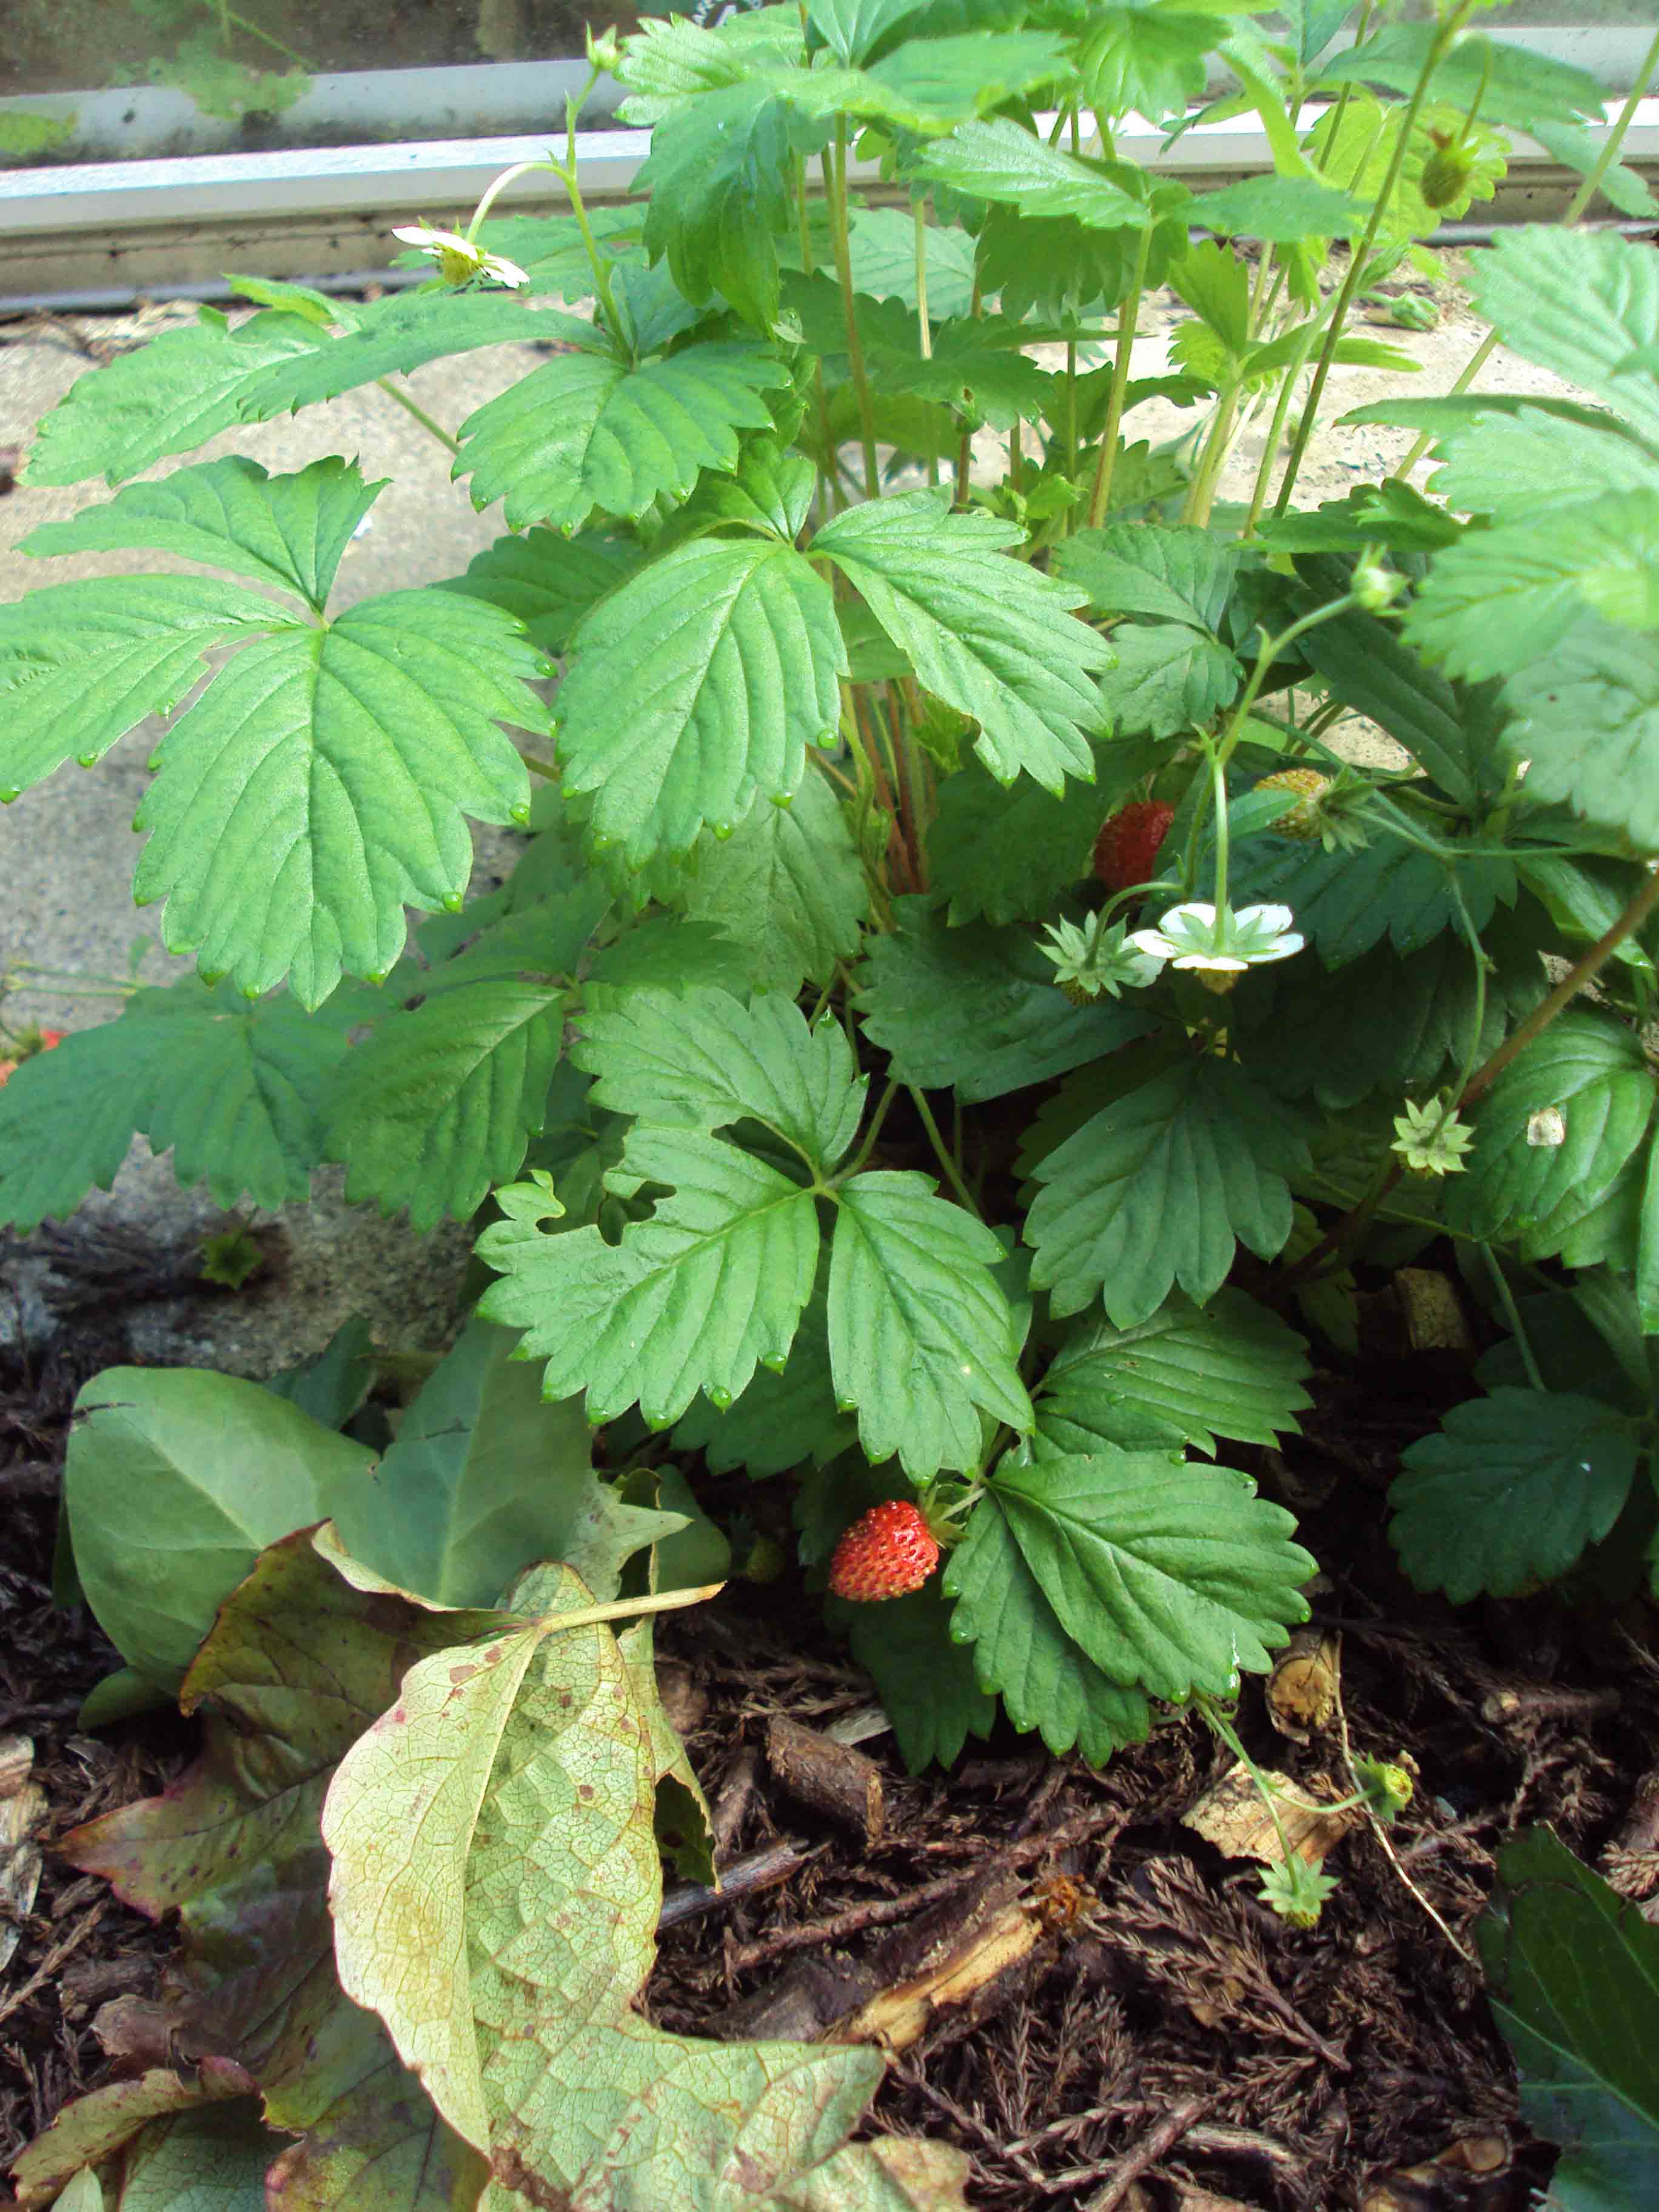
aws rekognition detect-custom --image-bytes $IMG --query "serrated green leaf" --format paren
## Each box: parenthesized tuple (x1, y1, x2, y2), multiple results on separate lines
(666, 433, 818, 544)
(582, 914, 754, 1000)
(684, 772, 869, 994)
(552, 534, 845, 865)
(856, 896, 1152, 1102)
(1446, 1010, 1655, 1266)
(132, 586, 540, 1006)
(856, 30, 1073, 130)
(988, 1449, 1314, 1701)
(805, 0, 932, 65)
(1186, 173, 1364, 241)
(0, 574, 289, 798)
(1025, 1056, 1309, 1324)
(672, 1274, 854, 1473)
(477, 1130, 820, 1428)
(21, 307, 333, 487)
(1094, 621, 1240, 739)
(1391, 1389, 1642, 1602)
(944, 1492, 1153, 1764)
(1469, 229, 1659, 451)
(616, 8, 802, 123)
(453, 342, 786, 532)
(1227, 828, 1517, 967)
(845, 1587, 996, 1772)
(1037, 1291, 1312, 1460)
(846, 206, 978, 318)
(828, 1171, 1033, 1479)
(21, 456, 384, 613)
(1478, 1826, 1659, 2210)
(438, 528, 641, 650)
(813, 489, 1111, 791)
(0, 980, 354, 1232)
(1078, 1, 1233, 126)
(911, 116, 1149, 229)
(925, 734, 1165, 925)
(1425, 406, 1659, 524)
(1316, 25, 1606, 133)
(1057, 521, 1240, 631)
(327, 979, 568, 1230)
(64, 1367, 372, 1688)
(575, 986, 865, 1170)
(1500, 618, 1659, 855)
(1529, 120, 1659, 221)
(1305, 90, 1504, 243)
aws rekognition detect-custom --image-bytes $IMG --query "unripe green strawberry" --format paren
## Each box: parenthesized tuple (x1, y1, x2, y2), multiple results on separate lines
(1057, 977, 1093, 1007)
(1257, 767, 1330, 840)
(1421, 144, 1476, 211)
(1093, 800, 1175, 893)
(828, 1500, 939, 1603)
(740, 1534, 786, 1586)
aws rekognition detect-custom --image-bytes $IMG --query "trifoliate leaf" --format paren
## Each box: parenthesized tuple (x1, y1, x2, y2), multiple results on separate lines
(130, 586, 540, 1007)
(453, 343, 786, 532)
(1498, 618, 1659, 856)
(1390, 1389, 1643, 1601)
(1478, 1826, 1659, 2211)
(1036, 1291, 1312, 1459)
(844, 1587, 997, 1773)
(1468, 228, 1659, 451)
(813, 488, 1112, 792)
(1025, 1056, 1309, 1324)
(437, 529, 638, 653)
(911, 116, 1150, 230)
(20, 455, 384, 613)
(683, 772, 869, 994)
(477, 1130, 821, 1429)
(1056, 522, 1240, 632)
(574, 986, 865, 1170)
(925, 734, 1165, 925)
(0, 980, 354, 1232)
(828, 1172, 1033, 1479)
(0, 575, 290, 798)
(986, 1449, 1315, 1701)
(1094, 621, 1241, 739)
(943, 1494, 1153, 1765)
(1445, 1010, 1655, 1266)
(672, 1276, 854, 1473)
(855, 896, 1153, 1102)
(327, 979, 568, 1231)
(551, 534, 845, 865)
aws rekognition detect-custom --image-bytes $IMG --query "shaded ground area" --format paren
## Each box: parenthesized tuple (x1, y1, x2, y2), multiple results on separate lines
(5, 1295, 1659, 2210)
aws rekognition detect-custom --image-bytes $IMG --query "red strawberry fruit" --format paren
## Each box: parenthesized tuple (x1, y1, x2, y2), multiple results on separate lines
(828, 1500, 940, 1603)
(1093, 800, 1175, 893)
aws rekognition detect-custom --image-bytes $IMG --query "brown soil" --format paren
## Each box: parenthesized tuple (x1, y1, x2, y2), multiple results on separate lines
(4, 1307, 1658, 2210)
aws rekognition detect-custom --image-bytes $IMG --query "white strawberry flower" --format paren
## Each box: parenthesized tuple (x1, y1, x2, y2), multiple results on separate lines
(392, 220, 528, 289)
(1127, 901, 1304, 990)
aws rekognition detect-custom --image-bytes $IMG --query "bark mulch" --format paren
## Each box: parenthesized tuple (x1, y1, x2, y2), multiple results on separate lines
(4, 1319, 1659, 2210)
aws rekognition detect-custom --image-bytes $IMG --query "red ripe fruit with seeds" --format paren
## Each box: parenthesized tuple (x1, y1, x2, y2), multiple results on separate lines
(828, 1501, 940, 1603)
(1093, 800, 1175, 893)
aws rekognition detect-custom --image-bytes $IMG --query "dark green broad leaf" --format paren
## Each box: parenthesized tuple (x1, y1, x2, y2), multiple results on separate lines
(979, 1449, 1315, 1701)
(1094, 622, 1241, 740)
(813, 488, 1113, 792)
(1497, 618, 1659, 856)
(435, 528, 639, 654)
(452, 343, 787, 532)
(1024, 1053, 1310, 1324)
(132, 588, 541, 1006)
(672, 1278, 854, 1474)
(1446, 1009, 1655, 1268)
(785, 272, 1052, 429)
(551, 534, 845, 866)
(0, 979, 357, 1232)
(1036, 1291, 1312, 1459)
(925, 734, 1165, 925)
(264, 1316, 378, 1432)
(829, 1172, 1034, 1479)
(1316, 25, 1607, 133)
(1185, 174, 1364, 241)
(1057, 522, 1240, 631)
(1467, 228, 1659, 451)
(1390, 1389, 1643, 1602)
(1227, 828, 1518, 967)
(634, 79, 830, 328)
(663, 433, 817, 545)
(1478, 1826, 1659, 2210)
(20, 455, 385, 614)
(327, 1315, 603, 1609)
(1255, 481, 1463, 558)
(855, 896, 1153, 1102)
(944, 1488, 1154, 1765)
(845, 1587, 997, 1773)
(911, 116, 1150, 230)
(1406, 492, 1659, 683)
(683, 771, 869, 995)
(63, 1366, 372, 1687)
(846, 205, 979, 319)
(0, 574, 292, 799)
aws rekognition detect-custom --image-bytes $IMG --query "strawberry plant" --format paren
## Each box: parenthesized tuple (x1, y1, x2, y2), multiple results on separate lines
(7, 0, 1659, 2196)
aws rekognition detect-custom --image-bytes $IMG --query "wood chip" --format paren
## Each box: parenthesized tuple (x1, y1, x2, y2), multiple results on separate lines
(1182, 1761, 1361, 1869)
(766, 1716, 886, 1849)
(0, 1738, 44, 1976)
(1267, 1632, 1341, 1743)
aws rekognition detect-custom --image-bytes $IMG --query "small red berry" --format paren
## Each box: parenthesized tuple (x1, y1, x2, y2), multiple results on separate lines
(828, 1501, 940, 1603)
(1093, 801, 1175, 893)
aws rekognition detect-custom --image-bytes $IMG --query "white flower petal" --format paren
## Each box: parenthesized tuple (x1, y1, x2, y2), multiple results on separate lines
(1236, 903, 1296, 934)
(1155, 901, 1218, 931)
(1127, 930, 1179, 959)
(1173, 953, 1248, 972)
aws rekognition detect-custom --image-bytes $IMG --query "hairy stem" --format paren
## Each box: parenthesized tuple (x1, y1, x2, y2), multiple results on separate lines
(1087, 224, 1153, 529)
(829, 122, 880, 502)
(910, 1086, 981, 1216)
(375, 380, 460, 453)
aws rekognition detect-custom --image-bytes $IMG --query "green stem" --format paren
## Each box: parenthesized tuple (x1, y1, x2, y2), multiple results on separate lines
(1183, 381, 1240, 529)
(375, 379, 460, 454)
(542, 1583, 725, 1634)
(1274, 0, 1482, 519)
(915, 193, 940, 489)
(1242, 317, 1319, 538)
(829, 122, 880, 502)
(466, 156, 558, 244)
(909, 1086, 981, 1216)
(837, 1078, 900, 1181)
(1087, 225, 1152, 529)
(1392, 23, 1659, 483)
(796, 156, 840, 519)
(1482, 1245, 1545, 1393)
(1198, 1699, 1298, 1869)
(1209, 743, 1230, 914)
